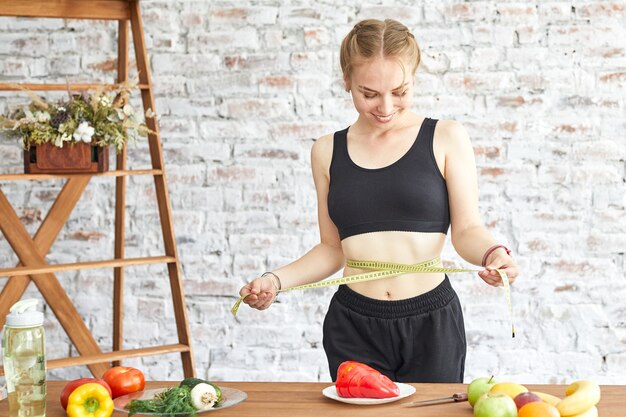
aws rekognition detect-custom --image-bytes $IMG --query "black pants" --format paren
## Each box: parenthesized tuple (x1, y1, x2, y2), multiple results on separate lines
(322, 276, 466, 383)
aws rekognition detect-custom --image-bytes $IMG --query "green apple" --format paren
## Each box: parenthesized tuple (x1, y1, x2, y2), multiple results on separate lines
(473, 392, 518, 417)
(467, 376, 497, 407)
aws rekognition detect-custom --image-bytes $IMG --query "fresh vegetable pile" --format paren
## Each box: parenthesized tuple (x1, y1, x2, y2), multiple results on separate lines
(59, 366, 223, 417)
(60, 366, 145, 417)
(335, 361, 400, 399)
(125, 377, 223, 416)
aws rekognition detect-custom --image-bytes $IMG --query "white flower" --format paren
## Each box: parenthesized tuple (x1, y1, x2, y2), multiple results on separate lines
(34, 111, 51, 123)
(53, 134, 64, 148)
(99, 95, 112, 107)
(23, 109, 36, 123)
(107, 113, 120, 123)
(123, 103, 134, 116)
(73, 121, 95, 143)
(52, 132, 71, 148)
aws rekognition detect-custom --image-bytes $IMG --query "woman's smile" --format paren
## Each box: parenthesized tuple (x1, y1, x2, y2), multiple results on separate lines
(373, 112, 397, 123)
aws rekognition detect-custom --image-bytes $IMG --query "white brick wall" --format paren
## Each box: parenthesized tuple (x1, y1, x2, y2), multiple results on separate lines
(0, 1, 624, 385)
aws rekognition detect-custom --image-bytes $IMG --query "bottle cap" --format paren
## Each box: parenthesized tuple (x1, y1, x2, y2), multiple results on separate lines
(6, 299, 44, 327)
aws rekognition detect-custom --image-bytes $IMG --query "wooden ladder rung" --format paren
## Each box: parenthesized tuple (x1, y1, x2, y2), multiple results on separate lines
(0, 256, 177, 278)
(0, 169, 163, 181)
(0, 83, 150, 91)
(0, 344, 191, 375)
(0, 1, 132, 20)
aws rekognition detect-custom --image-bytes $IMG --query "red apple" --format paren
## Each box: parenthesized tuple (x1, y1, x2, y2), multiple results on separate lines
(514, 391, 542, 410)
(473, 392, 518, 417)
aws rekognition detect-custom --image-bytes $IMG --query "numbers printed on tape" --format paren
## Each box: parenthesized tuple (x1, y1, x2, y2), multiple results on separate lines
(231, 257, 515, 338)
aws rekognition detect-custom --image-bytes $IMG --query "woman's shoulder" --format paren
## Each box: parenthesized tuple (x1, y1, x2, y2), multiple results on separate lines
(433, 118, 468, 137)
(311, 132, 335, 166)
(316, 132, 335, 145)
(312, 132, 334, 152)
(433, 118, 471, 148)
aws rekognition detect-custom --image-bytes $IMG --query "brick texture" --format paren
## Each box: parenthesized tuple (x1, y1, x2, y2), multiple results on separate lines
(0, 1, 624, 385)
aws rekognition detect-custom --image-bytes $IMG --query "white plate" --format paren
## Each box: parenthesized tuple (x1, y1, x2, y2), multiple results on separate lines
(113, 386, 247, 415)
(322, 382, 415, 405)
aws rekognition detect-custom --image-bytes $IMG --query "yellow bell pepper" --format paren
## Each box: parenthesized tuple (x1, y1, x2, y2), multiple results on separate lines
(66, 383, 114, 417)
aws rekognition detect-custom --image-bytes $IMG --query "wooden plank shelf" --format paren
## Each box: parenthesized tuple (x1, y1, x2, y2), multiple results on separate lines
(0, 344, 191, 376)
(0, 83, 150, 91)
(0, 256, 177, 278)
(47, 344, 192, 370)
(0, 169, 163, 181)
(0, 1, 132, 20)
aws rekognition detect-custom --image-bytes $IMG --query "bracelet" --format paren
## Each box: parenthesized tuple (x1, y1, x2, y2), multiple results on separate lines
(481, 245, 512, 267)
(261, 271, 282, 291)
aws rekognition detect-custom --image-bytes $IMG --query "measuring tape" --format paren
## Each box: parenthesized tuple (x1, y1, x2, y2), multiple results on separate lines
(231, 257, 515, 338)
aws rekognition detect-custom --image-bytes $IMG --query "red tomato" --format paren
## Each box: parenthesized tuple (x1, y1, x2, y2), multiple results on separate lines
(102, 366, 145, 398)
(60, 378, 112, 409)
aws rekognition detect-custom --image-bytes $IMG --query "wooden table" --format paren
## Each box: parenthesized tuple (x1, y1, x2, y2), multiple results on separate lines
(2, 381, 624, 416)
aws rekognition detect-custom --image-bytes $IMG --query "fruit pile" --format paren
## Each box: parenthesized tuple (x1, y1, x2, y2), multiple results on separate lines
(468, 376, 601, 417)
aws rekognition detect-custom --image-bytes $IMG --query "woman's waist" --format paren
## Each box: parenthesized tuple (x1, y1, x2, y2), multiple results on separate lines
(344, 256, 442, 272)
(343, 266, 446, 300)
(338, 274, 453, 313)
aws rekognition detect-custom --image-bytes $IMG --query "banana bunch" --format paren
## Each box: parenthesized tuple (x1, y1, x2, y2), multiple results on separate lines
(533, 380, 600, 417)
(534, 391, 561, 406)
(555, 380, 601, 417)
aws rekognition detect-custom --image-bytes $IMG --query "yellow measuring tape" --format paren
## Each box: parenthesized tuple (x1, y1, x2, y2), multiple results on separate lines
(231, 257, 515, 338)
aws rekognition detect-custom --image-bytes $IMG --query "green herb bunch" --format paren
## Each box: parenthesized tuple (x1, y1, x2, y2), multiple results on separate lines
(126, 386, 197, 417)
(0, 78, 155, 152)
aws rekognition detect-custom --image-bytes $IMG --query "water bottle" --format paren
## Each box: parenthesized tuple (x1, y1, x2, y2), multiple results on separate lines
(2, 299, 46, 417)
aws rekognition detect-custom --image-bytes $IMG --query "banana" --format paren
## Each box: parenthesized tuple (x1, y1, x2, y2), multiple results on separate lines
(566, 406, 598, 417)
(556, 380, 601, 416)
(533, 391, 561, 406)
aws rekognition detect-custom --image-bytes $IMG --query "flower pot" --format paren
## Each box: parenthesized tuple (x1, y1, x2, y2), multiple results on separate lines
(23, 142, 109, 174)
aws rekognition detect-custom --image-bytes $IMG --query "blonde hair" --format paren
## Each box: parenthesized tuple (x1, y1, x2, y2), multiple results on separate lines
(340, 19, 421, 90)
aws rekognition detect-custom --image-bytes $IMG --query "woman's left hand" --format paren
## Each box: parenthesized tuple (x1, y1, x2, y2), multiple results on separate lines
(478, 247, 518, 287)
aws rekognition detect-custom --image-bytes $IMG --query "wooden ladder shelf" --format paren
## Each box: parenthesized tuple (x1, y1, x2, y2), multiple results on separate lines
(0, 0, 195, 378)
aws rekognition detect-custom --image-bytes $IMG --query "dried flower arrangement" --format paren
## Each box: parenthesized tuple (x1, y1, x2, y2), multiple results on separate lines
(0, 79, 154, 152)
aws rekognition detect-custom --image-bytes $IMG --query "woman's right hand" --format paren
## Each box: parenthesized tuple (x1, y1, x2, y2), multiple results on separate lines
(239, 274, 280, 310)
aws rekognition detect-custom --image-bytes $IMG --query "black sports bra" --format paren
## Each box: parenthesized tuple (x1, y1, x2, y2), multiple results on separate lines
(327, 118, 450, 240)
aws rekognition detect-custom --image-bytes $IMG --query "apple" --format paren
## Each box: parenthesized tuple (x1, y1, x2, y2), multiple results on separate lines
(473, 392, 518, 417)
(490, 382, 528, 399)
(514, 391, 542, 410)
(468, 376, 498, 407)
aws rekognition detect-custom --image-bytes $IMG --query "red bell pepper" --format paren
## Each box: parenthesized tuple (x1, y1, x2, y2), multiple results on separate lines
(335, 361, 400, 398)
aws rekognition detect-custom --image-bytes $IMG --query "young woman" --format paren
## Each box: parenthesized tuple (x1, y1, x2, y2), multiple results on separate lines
(238, 18, 518, 383)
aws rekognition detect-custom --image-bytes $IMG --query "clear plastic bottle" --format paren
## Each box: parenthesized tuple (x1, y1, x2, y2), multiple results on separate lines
(2, 299, 46, 417)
